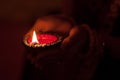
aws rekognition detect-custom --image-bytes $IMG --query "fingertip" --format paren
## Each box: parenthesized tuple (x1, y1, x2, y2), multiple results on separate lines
(60, 38, 71, 50)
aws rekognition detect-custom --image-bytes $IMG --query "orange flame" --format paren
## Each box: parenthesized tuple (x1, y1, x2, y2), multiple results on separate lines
(32, 30, 39, 43)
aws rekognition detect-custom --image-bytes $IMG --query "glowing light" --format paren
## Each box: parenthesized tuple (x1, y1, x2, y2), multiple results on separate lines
(32, 30, 39, 43)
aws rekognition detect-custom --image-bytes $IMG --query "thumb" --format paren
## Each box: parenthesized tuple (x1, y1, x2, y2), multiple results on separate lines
(61, 24, 89, 50)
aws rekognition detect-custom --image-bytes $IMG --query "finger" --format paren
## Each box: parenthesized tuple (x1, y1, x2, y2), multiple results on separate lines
(61, 24, 89, 51)
(25, 15, 73, 37)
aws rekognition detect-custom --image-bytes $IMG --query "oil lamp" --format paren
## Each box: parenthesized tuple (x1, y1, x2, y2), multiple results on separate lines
(23, 30, 63, 48)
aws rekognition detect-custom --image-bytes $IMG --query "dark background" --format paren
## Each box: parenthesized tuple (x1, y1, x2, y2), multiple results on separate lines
(0, 21, 28, 80)
(0, 0, 120, 80)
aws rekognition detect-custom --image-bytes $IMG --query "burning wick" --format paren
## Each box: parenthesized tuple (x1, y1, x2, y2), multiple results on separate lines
(31, 30, 39, 44)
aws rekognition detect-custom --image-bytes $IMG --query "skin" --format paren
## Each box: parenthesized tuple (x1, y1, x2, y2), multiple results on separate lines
(25, 15, 91, 80)
(25, 15, 88, 49)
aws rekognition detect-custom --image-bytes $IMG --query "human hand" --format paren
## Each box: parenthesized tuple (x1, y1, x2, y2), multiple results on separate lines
(25, 15, 89, 80)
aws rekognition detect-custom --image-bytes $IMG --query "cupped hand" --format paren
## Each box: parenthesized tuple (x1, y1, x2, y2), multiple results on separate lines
(25, 15, 89, 80)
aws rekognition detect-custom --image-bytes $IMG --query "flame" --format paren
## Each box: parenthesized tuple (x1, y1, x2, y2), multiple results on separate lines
(32, 30, 39, 43)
